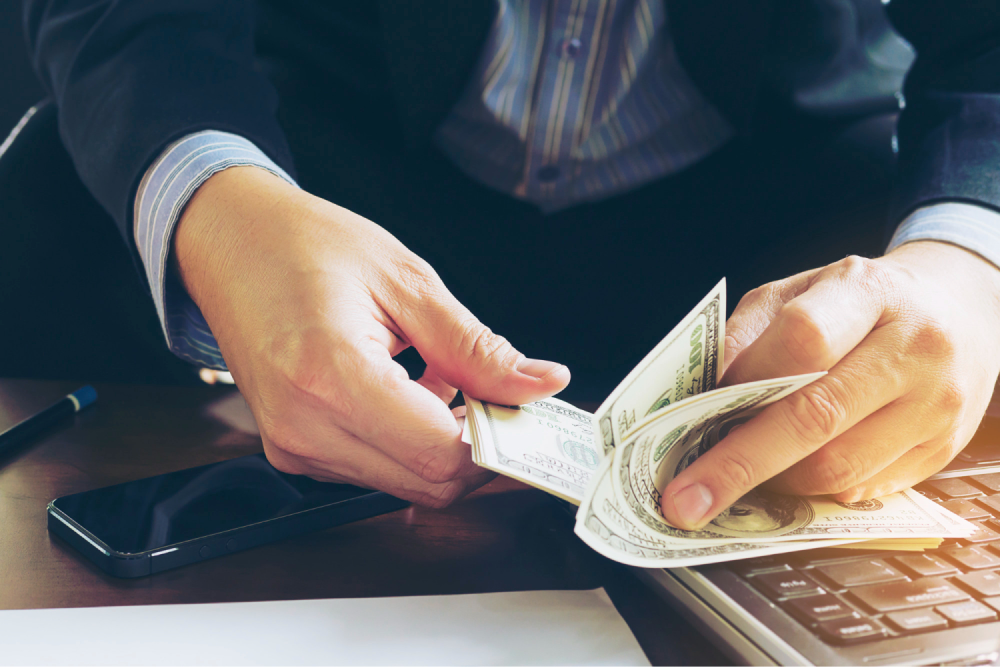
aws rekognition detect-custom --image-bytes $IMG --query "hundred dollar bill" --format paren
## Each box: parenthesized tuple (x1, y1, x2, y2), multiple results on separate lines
(573, 457, 866, 568)
(593, 279, 726, 455)
(610, 377, 975, 543)
(465, 397, 599, 504)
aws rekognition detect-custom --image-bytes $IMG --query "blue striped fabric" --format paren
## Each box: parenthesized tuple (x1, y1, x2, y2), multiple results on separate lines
(435, 0, 733, 211)
(133, 130, 297, 369)
(134, 2, 1000, 371)
(888, 203, 1000, 268)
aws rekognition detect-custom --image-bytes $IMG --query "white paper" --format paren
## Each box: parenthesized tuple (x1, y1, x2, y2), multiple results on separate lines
(0, 588, 650, 666)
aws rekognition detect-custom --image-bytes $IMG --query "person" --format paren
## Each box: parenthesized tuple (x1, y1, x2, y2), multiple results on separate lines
(19, 0, 1000, 531)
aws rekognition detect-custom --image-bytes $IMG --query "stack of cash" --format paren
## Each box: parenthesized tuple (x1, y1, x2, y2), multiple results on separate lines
(461, 280, 974, 567)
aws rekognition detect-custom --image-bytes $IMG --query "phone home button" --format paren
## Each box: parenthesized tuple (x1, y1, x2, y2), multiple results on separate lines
(199, 546, 211, 559)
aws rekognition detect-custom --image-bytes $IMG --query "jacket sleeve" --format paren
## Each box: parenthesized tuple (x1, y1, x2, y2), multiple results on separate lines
(23, 0, 296, 254)
(887, 0, 1000, 221)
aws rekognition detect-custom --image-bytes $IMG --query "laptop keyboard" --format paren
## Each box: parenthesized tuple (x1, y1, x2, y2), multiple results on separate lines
(726, 472, 1000, 645)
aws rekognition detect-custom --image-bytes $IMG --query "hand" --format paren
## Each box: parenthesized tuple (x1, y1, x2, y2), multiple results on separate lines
(173, 167, 570, 507)
(659, 242, 1000, 530)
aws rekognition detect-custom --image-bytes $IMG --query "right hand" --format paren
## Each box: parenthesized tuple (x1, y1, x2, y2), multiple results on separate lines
(173, 167, 570, 507)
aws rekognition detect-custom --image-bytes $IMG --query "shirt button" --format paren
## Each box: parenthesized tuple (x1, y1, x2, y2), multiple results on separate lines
(537, 165, 561, 182)
(561, 38, 583, 58)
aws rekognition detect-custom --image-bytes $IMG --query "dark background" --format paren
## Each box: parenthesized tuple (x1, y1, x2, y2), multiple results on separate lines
(1, 3, 44, 136)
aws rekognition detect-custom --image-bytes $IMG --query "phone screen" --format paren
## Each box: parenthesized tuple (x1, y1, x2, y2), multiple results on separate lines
(51, 453, 373, 555)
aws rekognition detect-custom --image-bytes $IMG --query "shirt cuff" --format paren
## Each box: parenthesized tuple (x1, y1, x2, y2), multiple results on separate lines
(134, 130, 298, 369)
(887, 202, 1000, 271)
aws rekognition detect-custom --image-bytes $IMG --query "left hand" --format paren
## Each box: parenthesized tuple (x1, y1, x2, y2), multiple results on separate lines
(659, 241, 1000, 531)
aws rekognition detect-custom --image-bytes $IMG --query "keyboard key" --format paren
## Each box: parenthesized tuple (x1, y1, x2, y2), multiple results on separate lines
(791, 549, 886, 568)
(731, 555, 792, 577)
(849, 578, 969, 613)
(914, 488, 942, 503)
(935, 600, 998, 626)
(752, 570, 824, 600)
(958, 441, 1000, 465)
(962, 522, 1000, 545)
(926, 478, 984, 499)
(971, 473, 1000, 494)
(975, 494, 1000, 516)
(814, 559, 906, 589)
(884, 608, 949, 634)
(954, 571, 1000, 598)
(892, 553, 959, 578)
(941, 498, 990, 521)
(942, 546, 1000, 570)
(783, 594, 856, 624)
(818, 616, 887, 645)
(984, 597, 1000, 613)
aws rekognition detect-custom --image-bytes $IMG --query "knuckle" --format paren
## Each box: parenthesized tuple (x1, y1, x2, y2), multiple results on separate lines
(716, 450, 760, 492)
(834, 255, 899, 300)
(809, 447, 866, 494)
(837, 255, 885, 286)
(780, 382, 847, 443)
(927, 440, 959, 473)
(935, 380, 966, 414)
(735, 284, 769, 311)
(413, 444, 465, 484)
(907, 317, 956, 359)
(460, 320, 518, 371)
(834, 254, 870, 279)
(392, 252, 443, 299)
(777, 301, 833, 369)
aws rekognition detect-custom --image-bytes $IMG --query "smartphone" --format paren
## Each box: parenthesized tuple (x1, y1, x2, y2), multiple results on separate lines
(47, 453, 409, 578)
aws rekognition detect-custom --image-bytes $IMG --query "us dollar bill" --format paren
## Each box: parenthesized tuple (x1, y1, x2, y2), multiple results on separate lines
(608, 377, 975, 543)
(465, 397, 599, 504)
(461, 278, 974, 566)
(592, 279, 725, 456)
(573, 457, 868, 567)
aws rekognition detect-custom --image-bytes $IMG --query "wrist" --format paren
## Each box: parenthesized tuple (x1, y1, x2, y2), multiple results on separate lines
(886, 240, 1000, 317)
(172, 166, 301, 315)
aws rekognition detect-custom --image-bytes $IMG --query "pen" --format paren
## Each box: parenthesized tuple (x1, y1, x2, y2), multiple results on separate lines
(0, 386, 97, 458)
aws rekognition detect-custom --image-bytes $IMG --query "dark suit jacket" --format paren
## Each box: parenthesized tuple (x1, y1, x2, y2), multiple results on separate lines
(23, 0, 1000, 274)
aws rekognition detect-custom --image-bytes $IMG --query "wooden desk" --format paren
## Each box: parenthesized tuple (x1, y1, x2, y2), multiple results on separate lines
(0, 379, 729, 665)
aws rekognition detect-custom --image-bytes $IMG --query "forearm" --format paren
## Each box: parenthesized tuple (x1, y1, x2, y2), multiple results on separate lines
(24, 0, 295, 246)
(886, 0, 1000, 223)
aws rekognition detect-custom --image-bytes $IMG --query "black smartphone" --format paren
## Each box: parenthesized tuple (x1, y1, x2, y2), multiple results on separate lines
(47, 453, 408, 578)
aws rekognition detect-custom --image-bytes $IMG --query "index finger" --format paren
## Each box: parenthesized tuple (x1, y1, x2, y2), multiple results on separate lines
(659, 323, 907, 531)
(723, 257, 887, 386)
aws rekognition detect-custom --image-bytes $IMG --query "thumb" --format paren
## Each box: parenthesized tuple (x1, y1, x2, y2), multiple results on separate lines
(390, 277, 570, 405)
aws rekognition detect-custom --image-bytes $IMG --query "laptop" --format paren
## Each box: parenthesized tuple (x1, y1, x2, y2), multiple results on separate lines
(637, 412, 1000, 666)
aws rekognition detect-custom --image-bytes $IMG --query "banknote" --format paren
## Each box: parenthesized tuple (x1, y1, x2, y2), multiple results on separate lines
(460, 279, 973, 566)
(608, 376, 974, 543)
(462, 390, 972, 562)
(592, 279, 726, 455)
(465, 397, 599, 504)
(573, 457, 869, 568)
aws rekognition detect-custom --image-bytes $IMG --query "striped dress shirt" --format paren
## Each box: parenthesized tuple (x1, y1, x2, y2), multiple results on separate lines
(134, 0, 1000, 371)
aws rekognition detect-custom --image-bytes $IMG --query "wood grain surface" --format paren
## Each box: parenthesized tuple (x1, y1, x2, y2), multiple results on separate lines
(0, 379, 730, 665)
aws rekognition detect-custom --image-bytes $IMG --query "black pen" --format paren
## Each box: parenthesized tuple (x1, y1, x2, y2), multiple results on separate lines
(0, 386, 97, 458)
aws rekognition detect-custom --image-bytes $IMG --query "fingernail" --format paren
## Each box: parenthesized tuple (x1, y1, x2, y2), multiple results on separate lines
(671, 483, 713, 529)
(517, 358, 564, 379)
